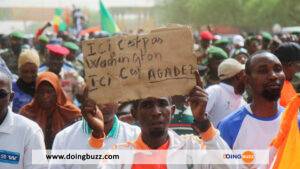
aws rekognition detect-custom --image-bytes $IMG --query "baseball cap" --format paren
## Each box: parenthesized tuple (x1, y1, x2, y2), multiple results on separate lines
(46, 44, 70, 57)
(218, 58, 245, 80)
(200, 31, 214, 41)
(233, 35, 245, 47)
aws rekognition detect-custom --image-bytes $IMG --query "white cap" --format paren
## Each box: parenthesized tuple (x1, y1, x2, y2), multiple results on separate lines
(233, 35, 245, 47)
(218, 58, 245, 80)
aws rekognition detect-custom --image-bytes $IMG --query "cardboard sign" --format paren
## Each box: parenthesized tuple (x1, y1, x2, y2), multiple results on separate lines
(82, 26, 197, 104)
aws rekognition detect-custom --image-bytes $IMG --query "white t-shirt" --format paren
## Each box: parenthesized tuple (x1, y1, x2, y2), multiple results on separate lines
(49, 118, 140, 169)
(205, 83, 246, 127)
(0, 109, 46, 169)
(218, 104, 286, 149)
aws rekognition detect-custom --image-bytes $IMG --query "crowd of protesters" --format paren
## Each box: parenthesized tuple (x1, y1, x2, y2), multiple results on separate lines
(0, 8, 300, 169)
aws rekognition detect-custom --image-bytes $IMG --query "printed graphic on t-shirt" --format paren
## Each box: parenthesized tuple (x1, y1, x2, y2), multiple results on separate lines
(0, 150, 20, 164)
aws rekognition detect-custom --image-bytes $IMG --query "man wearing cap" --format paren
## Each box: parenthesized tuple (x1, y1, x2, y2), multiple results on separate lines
(197, 31, 214, 68)
(0, 31, 25, 74)
(229, 35, 245, 57)
(199, 31, 213, 51)
(35, 35, 49, 64)
(214, 38, 231, 55)
(205, 58, 246, 127)
(231, 48, 249, 64)
(39, 44, 85, 106)
(203, 46, 228, 87)
(274, 42, 300, 107)
(34, 22, 51, 43)
(63, 41, 84, 77)
(261, 32, 272, 50)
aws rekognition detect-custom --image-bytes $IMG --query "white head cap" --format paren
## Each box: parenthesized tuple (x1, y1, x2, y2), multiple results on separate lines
(233, 35, 245, 47)
(218, 58, 245, 80)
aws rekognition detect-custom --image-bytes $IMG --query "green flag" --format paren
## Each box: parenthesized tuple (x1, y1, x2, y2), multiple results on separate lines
(99, 0, 120, 34)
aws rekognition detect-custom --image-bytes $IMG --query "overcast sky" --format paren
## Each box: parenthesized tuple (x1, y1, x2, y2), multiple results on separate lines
(0, 0, 156, 10)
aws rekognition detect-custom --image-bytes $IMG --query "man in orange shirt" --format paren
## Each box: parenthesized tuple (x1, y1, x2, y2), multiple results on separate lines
(88, 72, 233, 169)
(274, 42, 300, 107)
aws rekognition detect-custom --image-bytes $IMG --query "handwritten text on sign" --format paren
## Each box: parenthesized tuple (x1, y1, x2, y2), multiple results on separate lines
(82, 27, 197, 104)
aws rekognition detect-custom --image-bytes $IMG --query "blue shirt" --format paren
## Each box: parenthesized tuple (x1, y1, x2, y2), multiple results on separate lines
(38, 62, 76, 73)
(12, 82, 33, 113)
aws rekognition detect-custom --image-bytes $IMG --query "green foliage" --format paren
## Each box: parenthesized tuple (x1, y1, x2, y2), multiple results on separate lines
(157, 0, 300, 31)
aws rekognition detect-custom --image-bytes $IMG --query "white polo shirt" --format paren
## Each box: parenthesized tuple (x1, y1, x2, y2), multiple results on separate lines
(0, 109, 46, 169)
(205, 83, 246, 127)
(49, 117, 140, 169)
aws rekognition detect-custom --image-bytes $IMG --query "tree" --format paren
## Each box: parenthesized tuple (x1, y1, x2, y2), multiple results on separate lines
(157, 0, 300, 32)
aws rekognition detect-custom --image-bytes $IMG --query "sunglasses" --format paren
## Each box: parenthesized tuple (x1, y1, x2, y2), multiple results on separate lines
(0, 89, 10, 99)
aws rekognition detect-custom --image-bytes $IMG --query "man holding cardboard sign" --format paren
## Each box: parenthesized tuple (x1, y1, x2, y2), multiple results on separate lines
(83, 27, 233, 168)
(88, 71, 233, 169)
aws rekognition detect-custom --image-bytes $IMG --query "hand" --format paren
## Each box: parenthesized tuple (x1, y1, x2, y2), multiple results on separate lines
(188, 71, 208, 121)
(81, 87, 104, 138)
(46, 22, 52, 27)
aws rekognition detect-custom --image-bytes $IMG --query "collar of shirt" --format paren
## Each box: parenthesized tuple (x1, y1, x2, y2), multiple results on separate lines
(245, 103, 283, 121)
(219, 82, 236, 95)
(0, 108, 14, 134)
(131, 135, 169, 169)
(82, 115, 119, 138)
(133, 134, 170, 150)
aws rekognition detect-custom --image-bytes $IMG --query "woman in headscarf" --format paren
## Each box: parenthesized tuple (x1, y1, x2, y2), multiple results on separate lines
(12, 49, 40, 113)
(20, 71, 81, 149)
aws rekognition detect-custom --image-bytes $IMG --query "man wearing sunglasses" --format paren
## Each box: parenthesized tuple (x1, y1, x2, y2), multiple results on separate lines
(0, 69, 46, 169)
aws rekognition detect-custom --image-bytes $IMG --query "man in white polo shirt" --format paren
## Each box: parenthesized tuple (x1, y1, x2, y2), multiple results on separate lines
(49, 90, 140, 169)
(205, 58, 246, 127)
(0, 68, 46, 169)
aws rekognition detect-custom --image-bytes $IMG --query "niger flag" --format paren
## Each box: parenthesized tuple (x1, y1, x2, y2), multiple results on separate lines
(270, 94, 300, 169)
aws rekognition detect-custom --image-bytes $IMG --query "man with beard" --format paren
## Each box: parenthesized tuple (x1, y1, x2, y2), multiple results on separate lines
(89, 72, 233, 169)
(218, 51, 300, 150)
(0, 31, 25, 74)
